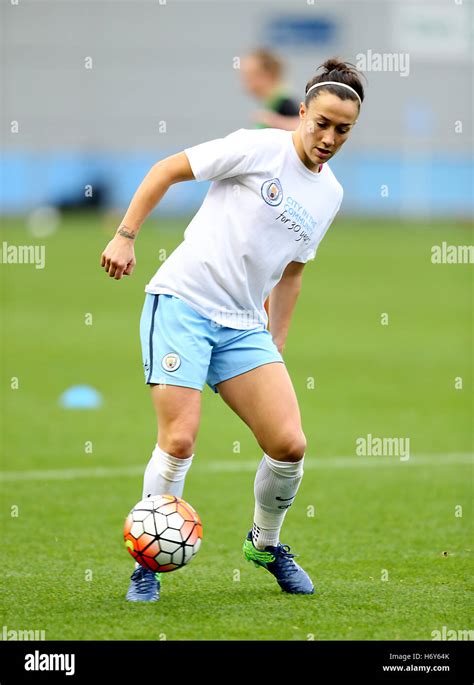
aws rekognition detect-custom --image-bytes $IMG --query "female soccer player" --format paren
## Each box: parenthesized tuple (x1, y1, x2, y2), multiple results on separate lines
(100, 58, 365, 601)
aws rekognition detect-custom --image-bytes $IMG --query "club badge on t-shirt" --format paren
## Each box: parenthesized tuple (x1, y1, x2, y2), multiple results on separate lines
(261, 178, 283, 206)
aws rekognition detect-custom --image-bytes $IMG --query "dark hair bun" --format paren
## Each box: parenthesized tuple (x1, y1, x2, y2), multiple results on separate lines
(320, 58, 359, 76)
(305, 57, 365, 104)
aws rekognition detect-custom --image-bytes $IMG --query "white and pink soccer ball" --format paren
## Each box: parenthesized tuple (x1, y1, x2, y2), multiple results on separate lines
(124, 495, 203, 572)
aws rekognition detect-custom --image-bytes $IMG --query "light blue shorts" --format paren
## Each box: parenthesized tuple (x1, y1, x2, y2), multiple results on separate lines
(139, 293, 284, 393)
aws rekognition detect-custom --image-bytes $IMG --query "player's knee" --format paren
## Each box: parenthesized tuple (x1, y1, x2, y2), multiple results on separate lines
(266, 430, 307, 462)
(159, 433, 195, 458)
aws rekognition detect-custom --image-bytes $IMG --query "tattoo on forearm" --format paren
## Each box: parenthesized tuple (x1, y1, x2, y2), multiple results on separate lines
(117, 226, 136, 240)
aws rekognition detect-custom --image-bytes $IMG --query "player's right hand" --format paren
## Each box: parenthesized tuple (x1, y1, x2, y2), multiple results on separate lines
(100, 234, 136, 280)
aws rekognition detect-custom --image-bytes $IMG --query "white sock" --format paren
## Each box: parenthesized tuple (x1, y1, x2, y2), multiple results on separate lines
(134, 445, 194, 571)
(142, 443, 194, 500)
(252, 453, 304, 550)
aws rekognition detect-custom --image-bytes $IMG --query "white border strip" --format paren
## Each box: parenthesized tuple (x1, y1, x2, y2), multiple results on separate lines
(0, 453, 471, 483)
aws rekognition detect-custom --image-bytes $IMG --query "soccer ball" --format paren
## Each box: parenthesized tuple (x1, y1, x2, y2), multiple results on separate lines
(124, 494, 203, 572)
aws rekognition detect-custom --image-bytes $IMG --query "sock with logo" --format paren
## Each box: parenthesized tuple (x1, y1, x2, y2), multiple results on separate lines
(252, 452, 304, 550)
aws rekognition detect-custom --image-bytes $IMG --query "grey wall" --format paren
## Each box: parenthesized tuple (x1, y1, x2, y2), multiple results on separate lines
(2, 0, 472, 153)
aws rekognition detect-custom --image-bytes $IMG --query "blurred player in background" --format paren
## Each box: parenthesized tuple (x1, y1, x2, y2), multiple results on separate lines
(240, 48, 300, 130)
(100, 59, 364, 603)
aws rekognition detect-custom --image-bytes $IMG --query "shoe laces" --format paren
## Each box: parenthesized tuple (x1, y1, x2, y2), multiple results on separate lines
(130, 566, 157, 594)
(275, 543, 300, 574)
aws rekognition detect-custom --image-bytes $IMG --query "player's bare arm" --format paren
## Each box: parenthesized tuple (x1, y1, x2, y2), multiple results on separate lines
(269, 261, 305, 354)
(100, 152, 195, 280)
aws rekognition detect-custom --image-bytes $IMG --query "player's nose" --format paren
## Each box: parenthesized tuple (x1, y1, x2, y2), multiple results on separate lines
(321, 130, 335, 148)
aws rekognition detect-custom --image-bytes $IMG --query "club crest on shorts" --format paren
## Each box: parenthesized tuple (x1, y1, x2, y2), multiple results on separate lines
(161, 353, 181, 372)
(261, 178, 283, 206)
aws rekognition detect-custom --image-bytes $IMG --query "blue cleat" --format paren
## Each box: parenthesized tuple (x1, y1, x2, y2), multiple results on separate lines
(243, 531, 314, 595)
(126, 565, 161, 602)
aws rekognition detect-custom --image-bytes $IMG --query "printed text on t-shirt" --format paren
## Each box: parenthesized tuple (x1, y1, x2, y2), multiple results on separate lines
(275, 210, 312, 244)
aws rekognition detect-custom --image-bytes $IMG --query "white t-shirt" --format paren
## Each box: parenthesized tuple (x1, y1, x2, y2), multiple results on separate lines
(145, 127, 343, 329)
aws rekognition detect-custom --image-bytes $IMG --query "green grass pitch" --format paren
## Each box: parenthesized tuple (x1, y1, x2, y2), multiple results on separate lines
(0, 212, 472, 640)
